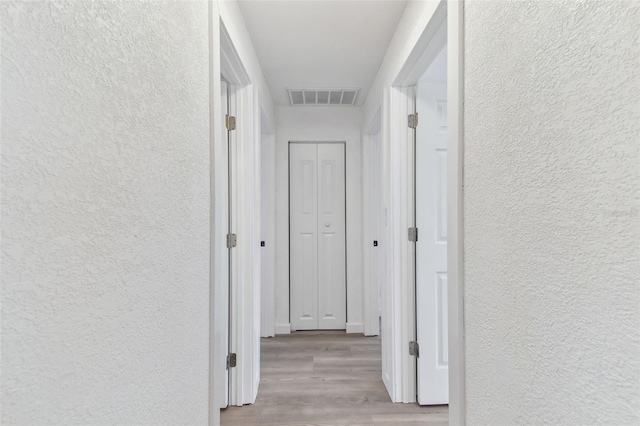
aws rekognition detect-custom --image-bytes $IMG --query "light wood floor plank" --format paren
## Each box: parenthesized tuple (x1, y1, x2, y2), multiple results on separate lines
(221, 331, 448, 425)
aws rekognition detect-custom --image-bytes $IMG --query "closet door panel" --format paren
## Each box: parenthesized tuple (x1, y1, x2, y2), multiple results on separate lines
(317, 144, 346, 330)
(290, 144, 319, 330)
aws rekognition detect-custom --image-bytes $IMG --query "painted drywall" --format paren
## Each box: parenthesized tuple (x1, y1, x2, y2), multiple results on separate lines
(363, 0, 441, 128)
(274, 107, 364, 334)
(1, 1, 210, 424)
(464, 1, 640, 424)
(261, 132, 276, 338)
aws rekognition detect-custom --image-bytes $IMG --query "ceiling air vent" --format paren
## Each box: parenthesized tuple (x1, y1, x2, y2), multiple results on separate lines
(288, 89, 359, 106)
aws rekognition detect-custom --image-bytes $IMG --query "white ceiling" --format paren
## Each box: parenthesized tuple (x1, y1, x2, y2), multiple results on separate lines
(238, 0, 408, 107)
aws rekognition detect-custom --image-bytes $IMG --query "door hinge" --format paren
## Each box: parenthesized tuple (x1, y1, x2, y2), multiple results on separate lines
(225, 115, 236, 131)
(408, 113, 419, 129)
(226, 353, 237, 369)
(408, 227, 418, 242)
(226, 233, 237, 248)
(409, 341, 420, 357)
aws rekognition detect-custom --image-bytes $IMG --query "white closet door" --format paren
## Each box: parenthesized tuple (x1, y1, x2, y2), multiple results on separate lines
(290, 143, 346, 331)
(416, 82, 449, 405)
(290, 144, 319, 330)
(317, 144, 346, 330)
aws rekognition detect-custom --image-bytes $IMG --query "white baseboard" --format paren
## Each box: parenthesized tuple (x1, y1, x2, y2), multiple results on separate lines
(346, 322, 364, 334)
(275, 323, 291, 335)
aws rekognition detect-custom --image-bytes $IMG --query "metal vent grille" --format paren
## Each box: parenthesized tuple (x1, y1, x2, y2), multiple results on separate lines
(288, 89, 359, 106)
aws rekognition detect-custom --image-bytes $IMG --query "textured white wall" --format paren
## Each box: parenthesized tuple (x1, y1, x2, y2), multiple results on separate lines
(1, 1, 210, 424)
(464, 1, 639, 424)
(274, 107, 364, 334)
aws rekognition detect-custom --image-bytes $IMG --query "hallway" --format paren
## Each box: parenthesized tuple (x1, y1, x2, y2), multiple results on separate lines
(221, 332, 448, 425)
(2, 1, 638, 424)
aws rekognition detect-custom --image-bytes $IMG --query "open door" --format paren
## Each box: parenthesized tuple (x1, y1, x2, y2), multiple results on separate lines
(415, 46, 449, 405)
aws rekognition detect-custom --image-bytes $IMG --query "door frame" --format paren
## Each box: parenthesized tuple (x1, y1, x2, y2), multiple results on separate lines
(390, 0, 444, 404)
(364, 0, 465, 423)
(288, 141, 348, 331)
(212, 18, 262, 411)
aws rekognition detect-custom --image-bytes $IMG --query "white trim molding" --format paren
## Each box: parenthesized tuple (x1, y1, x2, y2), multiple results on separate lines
(275, 323, 291, 335)
(220, 20, 263, 409)
(381, 87, 416, 403)
(210, 1, 277, 422)
(447, 1, 465, 424)
(346, 322, 364, 334)
(383, 86, 417, 403)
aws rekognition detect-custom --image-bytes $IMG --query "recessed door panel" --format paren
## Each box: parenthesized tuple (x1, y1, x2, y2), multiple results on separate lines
(290, 144, 318, 330)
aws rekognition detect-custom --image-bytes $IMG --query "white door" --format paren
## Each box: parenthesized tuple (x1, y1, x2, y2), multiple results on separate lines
(289, 144, 318, 330)
(290, 143, 346, 330)
(416, 81, 449, 405)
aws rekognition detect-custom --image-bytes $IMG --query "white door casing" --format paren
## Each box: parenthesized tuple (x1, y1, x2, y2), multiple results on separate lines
(380, 86, 416, 402)
(416, 81, 449, 405)
(219, 79, 230, 408)
(220, 79, 259, 408)
(289, 143, 346, 331)
(213, 17, 273, 415)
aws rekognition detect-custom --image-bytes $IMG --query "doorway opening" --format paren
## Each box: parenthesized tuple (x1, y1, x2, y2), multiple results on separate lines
(216, 0, 464, 421)
(214, 20, 262, 410)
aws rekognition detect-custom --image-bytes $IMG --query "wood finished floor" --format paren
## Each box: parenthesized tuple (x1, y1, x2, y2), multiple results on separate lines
(221, 330, 448, 426)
